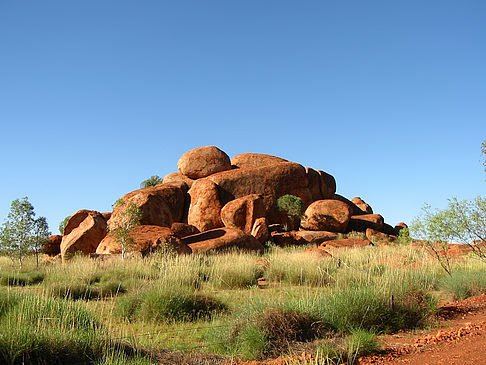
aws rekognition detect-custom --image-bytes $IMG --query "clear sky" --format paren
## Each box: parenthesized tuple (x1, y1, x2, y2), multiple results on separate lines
(0, 1, 485, 234)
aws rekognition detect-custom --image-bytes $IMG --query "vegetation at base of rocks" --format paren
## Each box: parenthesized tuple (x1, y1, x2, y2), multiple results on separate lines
(277, 194, 304, 230)
(0, 242, 485, 363)
(108, 199, 143, 260)
(59, 215, 71, 235)
(140, 175, 163, 188)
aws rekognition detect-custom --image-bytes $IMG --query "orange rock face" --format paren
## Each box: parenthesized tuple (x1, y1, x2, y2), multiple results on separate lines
(110, 183, 186, 228)
(208, 162, 312, 224)
(300, 199, 353, 232)
(271, 231, 308, 246)
(96, 225, 191, 255)
(231, 153, 288, 168)
(294, 230, 338, 245)
(366, 228, 397, 243)
(317, 170, 336, 199)
(306, 167, 323, 201)
(61, 210, 107, 260)
(221, 194, 265, 233)
(320, 238, 374, 249)
(347, 214, 384, 232)
(351, 197, 373, 214)
(170, 222, 200, 238)
(182, 227, 264, 253)
(187, 179, 224, 232)
(178, 146, 231, 179)
(332, 194, 364, 215)
(251, 217, 270, 243)
(42, 235, 62, 256)
(162, 172, 195, 188)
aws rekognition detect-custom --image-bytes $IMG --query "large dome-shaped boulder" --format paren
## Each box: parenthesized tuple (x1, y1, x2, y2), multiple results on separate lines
(231, 153, 288, 168)
(208, 162, 312, 224)
(221, 194, 265, 233)
(187, 179, 224, 232)
(96, 225, 191, 255)
(182, 227, 264, 253)
(300, 199, 352, 232)
(61, 210, 107, 260)
(42, 235, 62, 256)
(178, 146, 231, 179)
(109, 183, 186, 229)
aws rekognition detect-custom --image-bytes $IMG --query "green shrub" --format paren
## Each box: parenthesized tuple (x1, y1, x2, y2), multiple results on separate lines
(0, 271, 44, 286)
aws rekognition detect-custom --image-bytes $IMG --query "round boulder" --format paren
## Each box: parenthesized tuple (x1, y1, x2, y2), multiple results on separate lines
(178, 146, 231, 179)
(300, 199, 353, 232)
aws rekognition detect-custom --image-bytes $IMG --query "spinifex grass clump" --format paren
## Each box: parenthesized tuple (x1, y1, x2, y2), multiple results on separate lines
(439, 270, 486, 300)
(0, 270, 44, 286)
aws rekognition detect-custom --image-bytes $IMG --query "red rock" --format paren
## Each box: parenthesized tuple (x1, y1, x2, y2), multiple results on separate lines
(366, 228, 397, 243)
(347, 214, 384, 232)
(208, 162, 312, 224)
(251, 217, 270, 243)
(332, 194, 364, 215)
(61, 210, 107, 260)
(231, 153, 288, 168)
(187, 179, 224, 232)
(221, 194, 265, 233)
(294, 230, 338, 245)
(42, 235, 62, 256)
(300, 199, 352, 232)
(271, 231, 308, 246)
(320, 238, 374, 249)
(351, 197, 373, 214)
(301, 247, 332, 257)
(162, 172, 195, 188)
(110, 183, 186, 228)
(306, 167, 323, 201)
(178, 146, 231, 179)
(380, 223, 399, 236)
(183, 227, 264, 253)
(170, 223, 200, 238)
(395, 222, 408, 234)
(101, 212, 112, 222)
(96, 225, 191, 255)
(317, 170, 336, 199)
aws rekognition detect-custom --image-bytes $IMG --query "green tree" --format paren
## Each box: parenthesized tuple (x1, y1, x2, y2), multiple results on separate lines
(32, 216, 51, 268)
(482, 139, 486, 173)
(0, 197, 49, 269)
(140, 175, 163, 188)
(108, 199, 142, 260)
(58, 215, 71, 235)
(277, 194, 304, 230)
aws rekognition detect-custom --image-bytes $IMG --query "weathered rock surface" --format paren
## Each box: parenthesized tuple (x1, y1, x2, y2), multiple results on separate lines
(208, 162, 312, 223)
(301, 247, 332, 257)
(170, 223, 200, 238)
(101, 212, 112, 222)
(294, 230, 338, 245)
(317, 171, 336, 199)
(271, 231, 308, 246)
(110, 183, 186, 228)
(347, 214, 384, 232)
(42, 235, 62, 256)
(381, 223, 399, 236)
(231, 153, 288, 168)
(221, 194, 265, 233)
(300, 199, 352, 232)
(183, 227, 264, 253)
(187, 179, 224, 232)
(251, 217, 270, 243)
(320, 238, 374, 249)
(306, 167, 323, 201)
(178, 146, 231, 179)
(61, 210, 107, 259)
(366, 228, 397, 243)
(163, 172, 195, 188)
(96, 225, 191, 255)
(351, 197, 373, 214)
(332, 194, 364, 215)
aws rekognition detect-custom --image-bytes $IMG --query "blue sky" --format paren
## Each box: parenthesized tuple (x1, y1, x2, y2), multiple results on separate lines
(0, 1, 485, 233)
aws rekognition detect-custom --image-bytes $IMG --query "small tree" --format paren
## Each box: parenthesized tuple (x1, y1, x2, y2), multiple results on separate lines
(140, 175, 163, 188)
(108, 199, 142, 259)
(277, 194, 304, 230)
(58, 215, 71, 235)
(32, 216, 51, 268)
(0, 197, 49, 269)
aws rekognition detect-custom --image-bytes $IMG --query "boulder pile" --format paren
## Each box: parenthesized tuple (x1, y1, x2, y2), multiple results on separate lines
(45, 146, 405, 260)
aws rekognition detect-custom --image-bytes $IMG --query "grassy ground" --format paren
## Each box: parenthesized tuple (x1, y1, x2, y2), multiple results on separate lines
(1, 240, 486, 364)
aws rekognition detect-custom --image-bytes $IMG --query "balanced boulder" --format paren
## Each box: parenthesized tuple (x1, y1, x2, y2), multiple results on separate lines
(187, 179, 224, 232)
(178, 146, 231, 179)
(231, 153, 288, 168)
(300, 199, 352, 232)
(221, 194, 265, 233)
(61, 210, 107, 260)
(96, 225, 191, 255)
(182, 227, 264, 253)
